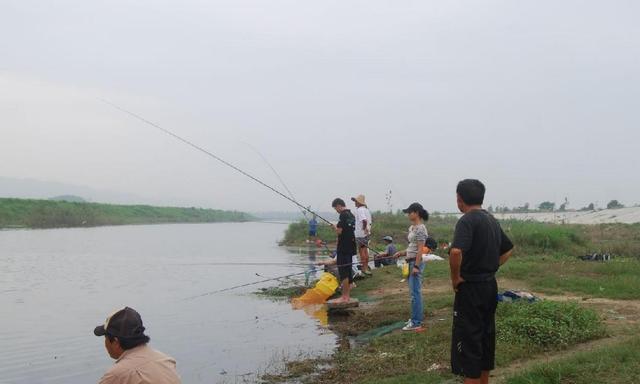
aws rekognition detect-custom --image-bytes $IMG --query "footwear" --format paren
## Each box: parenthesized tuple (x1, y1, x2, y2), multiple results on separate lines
(402, 321, 423, 331)
(364, 270, 373, 276)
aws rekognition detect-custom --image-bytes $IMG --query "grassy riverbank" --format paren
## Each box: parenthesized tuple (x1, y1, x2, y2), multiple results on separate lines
(265, 214, 640, 383)
(282, 212, 640, 257)
(0, 197, 252, 229)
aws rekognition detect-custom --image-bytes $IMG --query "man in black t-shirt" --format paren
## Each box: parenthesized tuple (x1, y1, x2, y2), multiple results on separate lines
(329, 198, 357, 303)
(449, 179, 514, 384)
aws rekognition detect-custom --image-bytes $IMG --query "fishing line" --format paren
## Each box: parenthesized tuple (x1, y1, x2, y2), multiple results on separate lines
(181, 252, 408, 301)
(183, 270, 310, 300)
(100, 99, 332, 225)
(243, 142, 308, 220)
(173, 261, 317, 267)
(101, 99, 387, 258)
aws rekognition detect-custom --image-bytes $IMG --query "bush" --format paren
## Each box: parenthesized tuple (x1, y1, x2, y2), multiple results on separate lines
(497, 301, 605, 348)
(503, 220, 586, 253)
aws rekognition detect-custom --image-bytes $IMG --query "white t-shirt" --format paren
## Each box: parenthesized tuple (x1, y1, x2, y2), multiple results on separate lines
(354, 206, 372, 238)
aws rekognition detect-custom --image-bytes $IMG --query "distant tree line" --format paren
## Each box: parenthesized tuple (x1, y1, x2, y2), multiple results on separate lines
(488, 199, 626, 213)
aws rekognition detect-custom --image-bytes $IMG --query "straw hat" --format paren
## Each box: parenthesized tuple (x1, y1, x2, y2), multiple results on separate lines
(351, 195, 367, 206)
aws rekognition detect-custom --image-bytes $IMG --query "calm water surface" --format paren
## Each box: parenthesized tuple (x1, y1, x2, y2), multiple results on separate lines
(0, 223, 335, 384)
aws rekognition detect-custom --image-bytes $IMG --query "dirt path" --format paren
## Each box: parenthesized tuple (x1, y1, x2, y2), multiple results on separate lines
(490, 280, 640, 383)
(491, 335, 634, 383)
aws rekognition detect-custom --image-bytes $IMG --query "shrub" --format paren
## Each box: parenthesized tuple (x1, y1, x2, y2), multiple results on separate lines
(497, 301, 605, 348)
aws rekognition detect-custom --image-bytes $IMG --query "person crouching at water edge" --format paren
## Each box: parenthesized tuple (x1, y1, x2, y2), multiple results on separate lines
(393, 202, 430, 331)
(329, 198, 357, 304)
(94, 307, 181, 384)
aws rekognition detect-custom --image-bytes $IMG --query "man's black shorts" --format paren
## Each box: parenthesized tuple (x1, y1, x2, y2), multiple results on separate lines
(336, 252, 353, 283)
(451, 279, 498, 379)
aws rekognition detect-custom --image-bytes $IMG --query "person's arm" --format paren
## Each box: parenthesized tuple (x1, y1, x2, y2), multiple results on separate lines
(499, 249, 513, 265)
(98, 371, 117, 384)
(449, 248, 464, 291)
(498, 227, 515, 265)
(362, 219, 369, 235)
(413, 240, 425, 274)
(333, 213, 344, 235)
(449, 219, 472, 291)
(393, 249, 407, 258)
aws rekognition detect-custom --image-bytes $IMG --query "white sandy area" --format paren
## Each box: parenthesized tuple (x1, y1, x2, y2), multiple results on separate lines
(492, 207, 640, 224)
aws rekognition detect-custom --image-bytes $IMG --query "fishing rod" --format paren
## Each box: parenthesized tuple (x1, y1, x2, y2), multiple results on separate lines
(243, 142, 309, 220)
(101, 99, 387, 260)
(181, 251, 411, 301)
(183, 270, 311, 300)
(100, 99, 332, 226)
(173, 261, 320, 267)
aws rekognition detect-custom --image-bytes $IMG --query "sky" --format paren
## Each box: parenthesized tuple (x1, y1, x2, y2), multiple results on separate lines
(1, 0, 638, 212)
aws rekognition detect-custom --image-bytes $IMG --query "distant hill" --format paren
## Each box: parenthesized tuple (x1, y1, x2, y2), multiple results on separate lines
(0, 177, 145, 204)
(49, 195, 87, 203)
(0, 197, 253, 229)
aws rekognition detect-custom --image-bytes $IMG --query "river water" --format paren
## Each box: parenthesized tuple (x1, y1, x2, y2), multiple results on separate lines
(0, 223, 335, 384)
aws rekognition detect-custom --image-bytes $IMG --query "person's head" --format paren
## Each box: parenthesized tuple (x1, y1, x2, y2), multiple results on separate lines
(382, 235, 393, 244)
(331, 198, 346, 213)
(94, 307, 150, 360)
(351, 195, 367, 208)
(456, 179, 486, 212)
(402, 202, 429, 223)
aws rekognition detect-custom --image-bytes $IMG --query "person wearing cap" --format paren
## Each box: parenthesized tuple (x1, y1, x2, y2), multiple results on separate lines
(393, 202, 431, 331)
(449, 179, 514, 384)
(328, 197, 357, 303)
(351, 194, 373, 275)
(94, 307, 181, 384)
(374, 235, 397, 267)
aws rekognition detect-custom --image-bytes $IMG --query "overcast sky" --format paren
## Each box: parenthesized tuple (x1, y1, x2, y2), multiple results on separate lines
(1, 0, 638, 212)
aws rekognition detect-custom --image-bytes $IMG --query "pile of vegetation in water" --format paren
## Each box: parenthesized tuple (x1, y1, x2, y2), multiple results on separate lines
(0, 197, 253, 229)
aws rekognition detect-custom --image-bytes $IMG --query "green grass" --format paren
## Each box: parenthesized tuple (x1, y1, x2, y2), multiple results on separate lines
(280, 212, 640, 257)
(497, 301, 606, 349)
(0, 197, 252, 229)
(363, 372, 451, 384)
(505, 337, 640, 384)
(264, 264, 608, 384)
(500, 256, 640, 300)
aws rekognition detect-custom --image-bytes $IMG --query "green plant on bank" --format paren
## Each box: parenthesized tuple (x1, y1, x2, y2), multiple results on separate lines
(500, 255, 640, 300)
(262, 265, 608, 384)
(497, 301, 606, 348)
(0, 198, 252, 229)
(282, 213, 640, 260)
(505, 336, 640, 384)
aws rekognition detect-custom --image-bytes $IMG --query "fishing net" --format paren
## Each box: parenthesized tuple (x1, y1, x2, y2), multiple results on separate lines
(354, 321, 406, 343)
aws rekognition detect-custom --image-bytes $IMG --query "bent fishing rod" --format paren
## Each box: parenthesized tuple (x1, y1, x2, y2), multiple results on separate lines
(101, 99, 329, 225)
(101, 99, 385, 257)
(181, 251, 417, 301)
(243, 142, 309, 220)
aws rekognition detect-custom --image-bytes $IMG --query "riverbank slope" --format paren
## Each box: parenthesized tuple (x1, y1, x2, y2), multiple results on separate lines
(0, 197, 252, 229)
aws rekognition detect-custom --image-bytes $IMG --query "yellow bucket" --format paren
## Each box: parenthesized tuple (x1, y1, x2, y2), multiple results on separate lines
(292, 272, 339, 306)
(402, 261, 409, 278)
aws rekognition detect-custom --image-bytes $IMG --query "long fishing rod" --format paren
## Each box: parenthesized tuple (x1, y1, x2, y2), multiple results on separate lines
(101, 100, 386, 265)
(181, 251, 410, 301)
(100, 99, 332, 226)
(183, 270, 310, 300)
(243, 142, 308, 220)
(174, 261, 318, 267)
